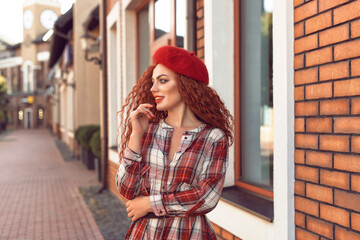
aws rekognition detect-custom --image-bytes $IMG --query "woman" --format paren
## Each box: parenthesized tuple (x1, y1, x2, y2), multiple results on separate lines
(116, 46, 233, 239)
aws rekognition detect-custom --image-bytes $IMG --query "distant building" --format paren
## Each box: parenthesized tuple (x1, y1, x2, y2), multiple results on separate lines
(0, 0, 61, 129)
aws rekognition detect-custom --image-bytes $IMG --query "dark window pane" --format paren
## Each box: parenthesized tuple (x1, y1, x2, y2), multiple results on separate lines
(239, 0, 273, 189)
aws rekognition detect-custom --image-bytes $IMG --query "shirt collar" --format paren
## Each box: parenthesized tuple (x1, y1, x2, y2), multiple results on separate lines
(158, 119, 206, 135)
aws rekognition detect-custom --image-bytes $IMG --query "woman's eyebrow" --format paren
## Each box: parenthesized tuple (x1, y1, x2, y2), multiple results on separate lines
(155, 74, 168, 79)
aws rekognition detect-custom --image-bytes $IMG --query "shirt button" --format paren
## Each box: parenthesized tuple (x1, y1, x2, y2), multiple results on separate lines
(184, 137, 188, 140)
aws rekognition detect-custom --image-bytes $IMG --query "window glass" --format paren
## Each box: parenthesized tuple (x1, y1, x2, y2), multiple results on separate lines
(240, 0, 273, 189)
(154, 0, 171, 39)
(175, 0, 186, 48)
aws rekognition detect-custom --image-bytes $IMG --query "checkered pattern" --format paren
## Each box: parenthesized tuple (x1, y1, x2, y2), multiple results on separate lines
(116, 120, 229, 239)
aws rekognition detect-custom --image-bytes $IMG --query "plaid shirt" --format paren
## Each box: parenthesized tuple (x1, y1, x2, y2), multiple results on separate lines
(116, 119, 229, 239)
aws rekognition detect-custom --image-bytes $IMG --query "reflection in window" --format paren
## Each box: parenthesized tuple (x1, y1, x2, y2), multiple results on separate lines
(240, 0, 273, 189)
(176, 0, 185, 48)
(155, 0, 171, 39)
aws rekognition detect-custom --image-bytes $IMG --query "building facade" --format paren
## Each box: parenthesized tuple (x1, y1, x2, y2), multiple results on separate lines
(47, 0, 360, 239)
(0, 0, 61, 130)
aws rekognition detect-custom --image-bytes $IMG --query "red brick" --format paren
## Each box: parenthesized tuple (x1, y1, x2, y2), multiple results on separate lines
(333, 0, 360, 25)
(352, 136, 360, 153)
(319, 61, 349, 81)
(305, 11, 332, 34)
(320, 203, 350, 227)
(306, 47, 333, 67)
(295, 101, 319, 116)
(306, 117, 332, 133)
(295, 54, 305, 70)
(320, 135, 349, 152)
(334, 117, 360, 134)
(196, 18, 204, 29)
(320, 23, 349, 47)
(334, 39, 360, 61)
(334, 79, 360, 97)
(294, 0, 318, 23)
(295, 34, 318, 54)
(295, 22, 305, 38)
(319, 0, 350, 12)
(305, 82, 332, 100)
(351, 58, 360, 77)
(351, 19, 360, 38)
(351, 212, 360, 232)
(197, 28, 204, 39)
(296, 134, 319, 149)
(306, 150, 332, 167)
(196, 0, 203, 9)
(320, 169, 349, 190)
(295, 211, 306, 227)
(295, 165, 319, 183)
(334, 189, 360, 212)
(222, 228, 234, 240)
(294, 67, 318, 85)
(334, 154, 360, 172)
(295, 149, 305, 164)
(351, 174, 360, 193)
(196, 8, 203, 18)
(306, 183, 333, 203)
(295, 86, 305, 101)
(296, 227, 320, 240)
(307, 216, 334, 239)
(295, 118, 305, 132)
(352, 97, 360, 114)
(295, 196, 320, 216)
(320, 99, 350, 115)
(211, 222, 221, 236)
(335, 226, 360, 240)
(294, 0, 304, 8)
(295, 180, 305, 196)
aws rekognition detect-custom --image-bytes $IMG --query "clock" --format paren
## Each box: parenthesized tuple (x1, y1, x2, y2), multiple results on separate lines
(40, 10, 58, 29)
(23, 10, 34, 30)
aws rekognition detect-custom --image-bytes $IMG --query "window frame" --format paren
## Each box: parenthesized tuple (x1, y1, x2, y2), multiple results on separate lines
(234, 0, 274, 199)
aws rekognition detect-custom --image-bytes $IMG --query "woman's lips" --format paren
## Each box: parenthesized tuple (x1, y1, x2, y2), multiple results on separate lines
(154, 96, 164, 103)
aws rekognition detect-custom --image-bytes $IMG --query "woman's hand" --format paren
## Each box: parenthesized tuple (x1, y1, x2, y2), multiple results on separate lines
(126, 196, 153, 222)
(129, 103, 154, 137)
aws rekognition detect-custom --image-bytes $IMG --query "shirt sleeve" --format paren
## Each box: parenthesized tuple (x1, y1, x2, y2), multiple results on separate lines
(115, 146, 143, 200)
(149, 135, 229, 217)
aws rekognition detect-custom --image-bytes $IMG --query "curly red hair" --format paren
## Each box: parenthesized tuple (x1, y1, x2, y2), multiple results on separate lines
(117, 64, 234, 162)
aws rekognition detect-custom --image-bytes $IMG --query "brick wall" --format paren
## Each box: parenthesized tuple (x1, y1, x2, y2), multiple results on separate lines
(196, 0, 204, 60)
(294, 0, 360, 239)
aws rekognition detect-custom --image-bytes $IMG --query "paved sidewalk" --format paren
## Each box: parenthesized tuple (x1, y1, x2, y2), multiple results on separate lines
(0, 129, 104, 240)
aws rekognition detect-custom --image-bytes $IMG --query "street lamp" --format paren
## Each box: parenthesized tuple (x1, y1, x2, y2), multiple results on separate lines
(80, 32, 102, 66)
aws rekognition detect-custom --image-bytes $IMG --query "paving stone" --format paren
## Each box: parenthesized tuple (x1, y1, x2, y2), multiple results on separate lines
(0, 129, 104, 240)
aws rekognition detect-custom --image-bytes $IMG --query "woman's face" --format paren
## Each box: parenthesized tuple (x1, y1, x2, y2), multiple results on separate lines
(150, 64, 183, 112)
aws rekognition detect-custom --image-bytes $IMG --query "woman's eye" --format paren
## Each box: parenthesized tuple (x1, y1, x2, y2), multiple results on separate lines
(160, 79, 168, 83)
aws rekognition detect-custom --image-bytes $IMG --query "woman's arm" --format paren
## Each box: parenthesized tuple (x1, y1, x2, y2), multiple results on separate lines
(150, 135, 229, 217)
(115, 103, 154, 200)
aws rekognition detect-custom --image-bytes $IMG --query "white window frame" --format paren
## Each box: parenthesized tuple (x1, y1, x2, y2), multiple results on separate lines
(107, 1, 122, 158)
(204, 0, 295, 239)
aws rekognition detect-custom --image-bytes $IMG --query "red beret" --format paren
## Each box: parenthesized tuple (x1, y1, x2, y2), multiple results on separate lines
(154, 46, 209, 85)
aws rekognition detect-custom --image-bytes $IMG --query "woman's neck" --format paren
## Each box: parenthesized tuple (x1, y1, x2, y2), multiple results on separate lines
(165, 104, 201, 129)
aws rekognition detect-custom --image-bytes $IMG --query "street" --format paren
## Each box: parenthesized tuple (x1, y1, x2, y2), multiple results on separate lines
(0, 129, 104, 240)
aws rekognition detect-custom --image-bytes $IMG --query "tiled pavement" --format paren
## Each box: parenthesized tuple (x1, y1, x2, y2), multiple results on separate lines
(0, 129, 104, 240)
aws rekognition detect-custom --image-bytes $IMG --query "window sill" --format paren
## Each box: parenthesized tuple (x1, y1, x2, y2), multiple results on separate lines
(220, 186, 274, 222)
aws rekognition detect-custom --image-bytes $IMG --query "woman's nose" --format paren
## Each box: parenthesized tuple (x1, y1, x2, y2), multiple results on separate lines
(150, 82, 158, 92)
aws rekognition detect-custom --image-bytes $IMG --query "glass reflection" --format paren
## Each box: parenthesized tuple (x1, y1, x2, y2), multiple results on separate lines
(155, 0, 171, 39)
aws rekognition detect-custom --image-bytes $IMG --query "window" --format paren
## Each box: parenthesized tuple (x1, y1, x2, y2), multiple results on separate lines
(235, 0, 273, 198)
(148, 0, 195, 59)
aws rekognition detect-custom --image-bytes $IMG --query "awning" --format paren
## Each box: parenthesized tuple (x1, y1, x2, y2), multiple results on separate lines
(48, 6, 73, 69)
